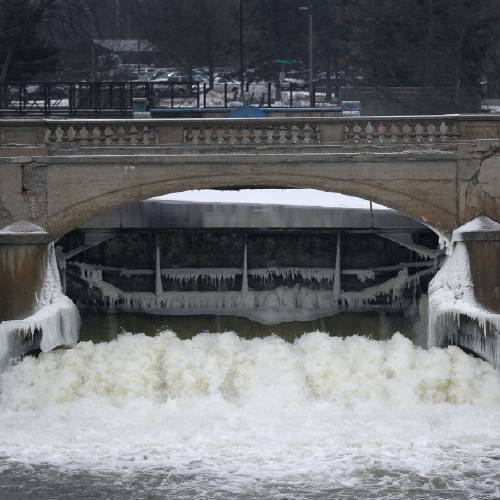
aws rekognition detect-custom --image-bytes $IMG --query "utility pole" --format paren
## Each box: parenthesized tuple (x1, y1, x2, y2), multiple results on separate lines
(239, 0, 245, 97)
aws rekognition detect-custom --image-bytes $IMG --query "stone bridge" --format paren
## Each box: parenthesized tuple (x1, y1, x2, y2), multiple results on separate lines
(1, 114, 500, 348)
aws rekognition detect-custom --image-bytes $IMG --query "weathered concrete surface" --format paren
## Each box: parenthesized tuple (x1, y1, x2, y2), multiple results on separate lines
(459, 153, 500, 227)
(1, 147, 499, 242)
(37, 152, 460, 238)
(466, 240, 500, 313)
(0, 157, 48, 231)
(0, 244, 47, 322)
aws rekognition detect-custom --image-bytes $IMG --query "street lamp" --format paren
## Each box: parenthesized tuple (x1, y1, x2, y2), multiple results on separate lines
(299, 5, 314, 101)
(239, 0, 245, 97)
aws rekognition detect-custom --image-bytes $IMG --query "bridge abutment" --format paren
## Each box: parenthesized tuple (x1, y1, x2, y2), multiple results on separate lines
(0, 223, 49, 322)
(467, 240, 500, 314)
(429, 216, 500, 366)
(0, 226, 79, 368)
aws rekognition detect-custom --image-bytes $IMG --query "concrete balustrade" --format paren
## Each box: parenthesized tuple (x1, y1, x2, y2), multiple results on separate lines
(0, 115, 500, 149)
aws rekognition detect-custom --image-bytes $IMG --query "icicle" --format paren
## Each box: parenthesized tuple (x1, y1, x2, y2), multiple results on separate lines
(342, 269, 375, 283)
(155, 235, 163, 296)
(333, 232, 342, 303)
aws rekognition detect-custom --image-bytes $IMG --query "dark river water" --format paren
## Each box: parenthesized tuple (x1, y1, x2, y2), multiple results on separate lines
(0, 311, 499, 499)
(79, 311, 428, 345)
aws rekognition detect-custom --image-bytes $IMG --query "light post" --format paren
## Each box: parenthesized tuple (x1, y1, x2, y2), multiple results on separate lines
(239, 0, 245, 98)
(299, 5, 314, 101)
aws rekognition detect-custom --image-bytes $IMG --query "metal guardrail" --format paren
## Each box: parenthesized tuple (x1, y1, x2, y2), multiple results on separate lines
(0, 81, 337, 116)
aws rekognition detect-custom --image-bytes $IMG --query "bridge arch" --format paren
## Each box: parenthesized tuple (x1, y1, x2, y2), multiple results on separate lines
(46, 155, 458, 240)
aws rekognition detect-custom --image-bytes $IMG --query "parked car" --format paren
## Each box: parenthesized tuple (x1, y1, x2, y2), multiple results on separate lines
(148, 72, 199, 102)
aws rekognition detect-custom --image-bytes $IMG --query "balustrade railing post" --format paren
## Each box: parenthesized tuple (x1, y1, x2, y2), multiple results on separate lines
(290, 82, 293, 108)
(224, 83, 228, 108)
(203, 83, 207, 108)
(268, 82, 272, 107)
(196, 82, 200, 108)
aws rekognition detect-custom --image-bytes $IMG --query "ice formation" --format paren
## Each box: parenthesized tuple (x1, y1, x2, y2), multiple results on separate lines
(342, 267, 435, 309)
(428, 240, 500, 367)
(80, 264, 426, 288)
(249, 267, 335, 285)
(379, 232, 440, 259)
(74, 260, 430, 324)
(162, 268, 241, 288)
(0, 244, 80, 369)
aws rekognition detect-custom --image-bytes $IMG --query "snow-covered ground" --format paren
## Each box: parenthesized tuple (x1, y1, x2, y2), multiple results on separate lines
(153, 189, 391, 210)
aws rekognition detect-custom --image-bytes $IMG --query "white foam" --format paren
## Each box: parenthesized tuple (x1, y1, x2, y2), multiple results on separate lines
(0, 331, 499, 490)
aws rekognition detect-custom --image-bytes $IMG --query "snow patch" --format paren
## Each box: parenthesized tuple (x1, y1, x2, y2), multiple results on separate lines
(152, 189, 391, 210)
(451, 215, 500, 244)
(0, 220, 47, 235)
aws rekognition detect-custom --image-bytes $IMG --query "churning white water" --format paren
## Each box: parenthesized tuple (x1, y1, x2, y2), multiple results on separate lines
(1, 331, 500, 499)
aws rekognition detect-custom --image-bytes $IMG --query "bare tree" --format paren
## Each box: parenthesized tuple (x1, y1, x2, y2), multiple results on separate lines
(135, 0, 237, 82)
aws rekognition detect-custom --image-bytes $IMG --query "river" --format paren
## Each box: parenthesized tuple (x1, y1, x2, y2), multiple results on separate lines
(0, 312, 499, 499)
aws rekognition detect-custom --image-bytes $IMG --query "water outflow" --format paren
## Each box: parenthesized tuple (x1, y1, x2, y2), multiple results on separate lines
(1, 331, 500, 498)
(2, 331, 499, 408)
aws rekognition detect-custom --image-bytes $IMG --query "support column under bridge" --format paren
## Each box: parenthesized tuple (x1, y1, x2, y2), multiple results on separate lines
(0, 222, 48, 323)
(429, 217, 500, 367)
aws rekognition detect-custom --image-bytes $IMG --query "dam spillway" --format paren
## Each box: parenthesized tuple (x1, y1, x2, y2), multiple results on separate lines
(59, 198, 439, 323)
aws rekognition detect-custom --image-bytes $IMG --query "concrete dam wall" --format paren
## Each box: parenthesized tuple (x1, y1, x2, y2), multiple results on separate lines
(60, 200, 439, 323)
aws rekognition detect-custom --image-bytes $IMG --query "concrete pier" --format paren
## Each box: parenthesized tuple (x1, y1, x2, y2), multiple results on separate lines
(0, 222, 48, 322)
(429, 216, 500, 367)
